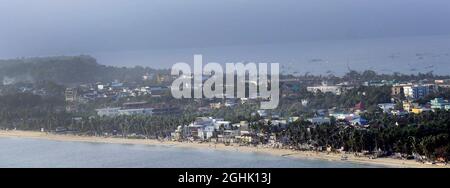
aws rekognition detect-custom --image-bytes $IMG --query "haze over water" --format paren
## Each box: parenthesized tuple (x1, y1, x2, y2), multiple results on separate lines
(1, 0, 450, 75)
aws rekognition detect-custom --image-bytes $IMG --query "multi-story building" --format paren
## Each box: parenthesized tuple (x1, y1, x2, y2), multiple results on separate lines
(391, 85, 404, 96)
(403, 85, 431, 99)
(65, 88, 77, 102)
(430, 98, 450, 110)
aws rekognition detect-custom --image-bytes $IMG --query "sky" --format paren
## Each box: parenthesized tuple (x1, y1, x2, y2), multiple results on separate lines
(1, 0, 450, 74)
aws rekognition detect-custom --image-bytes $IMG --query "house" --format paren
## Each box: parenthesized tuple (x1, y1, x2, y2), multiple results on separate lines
(411, 107, 431, 114)
(350, 118, 369, 126)
(288, 116, 300, 123)
(307, 117, 331, 125)
(198, 125, 215, 140)
(391, 110, 409, 116)
(214, 120, 231, 130)
(378, 103, 396, 113)
(402, 101, 419, 112)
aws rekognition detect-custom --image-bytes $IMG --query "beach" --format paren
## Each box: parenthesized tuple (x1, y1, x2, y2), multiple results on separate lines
(0, 130, 446, 168)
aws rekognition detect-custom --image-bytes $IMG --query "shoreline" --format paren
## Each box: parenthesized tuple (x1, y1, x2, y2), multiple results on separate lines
(0, 130, 447, 168)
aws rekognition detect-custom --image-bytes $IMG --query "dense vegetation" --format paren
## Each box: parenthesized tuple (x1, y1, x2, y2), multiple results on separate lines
(278, 110, 450, 161)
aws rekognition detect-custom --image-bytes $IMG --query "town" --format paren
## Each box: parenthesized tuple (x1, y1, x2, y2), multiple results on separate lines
(1, 56, 450, 166)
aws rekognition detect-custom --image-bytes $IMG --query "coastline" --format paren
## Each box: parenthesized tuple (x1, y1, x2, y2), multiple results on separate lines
(0, 130, 446, 168)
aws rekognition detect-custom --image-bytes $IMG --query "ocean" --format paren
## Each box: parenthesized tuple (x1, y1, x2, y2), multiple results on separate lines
(95, 35, 450, 76)
(0, 137, 384, 168)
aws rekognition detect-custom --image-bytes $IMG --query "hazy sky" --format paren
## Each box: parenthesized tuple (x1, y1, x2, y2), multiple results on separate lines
(1, 0, 450, 58)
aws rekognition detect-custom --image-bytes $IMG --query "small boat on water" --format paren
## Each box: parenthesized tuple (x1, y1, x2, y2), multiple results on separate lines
(341, 155, 348, 161)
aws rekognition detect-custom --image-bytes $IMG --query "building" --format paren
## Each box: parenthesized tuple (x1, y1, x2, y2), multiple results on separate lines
(402, 101, 419, 112)
(430, 98, 450, 111)
(378, 103, 396, 113)
(307, 84, 342, 95)
(403, 85, 431, 99)
(65, 88, 77, 102)
(187, 117, 217, 140)
(210, 102, 223, 109)
(118, 108, 153, 116)
(257, 110, 268, 117)
(96, 107, 121, 117)
(329, 113, 359, 121)
(96, 106, 154, 117)
(391, 85, 404, 96)
(198, 125, 215, 140)
(350, 118, 368, 126)
(411, 107, 431, 114)
(307, 117, 331, 125)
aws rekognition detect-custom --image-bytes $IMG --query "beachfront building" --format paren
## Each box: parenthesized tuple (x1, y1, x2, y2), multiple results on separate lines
(198, 125, 215, 140)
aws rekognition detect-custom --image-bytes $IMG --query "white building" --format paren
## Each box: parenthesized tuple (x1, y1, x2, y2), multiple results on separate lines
(198, 125, 215, 140)
(118, 108, 153, 116)
(329, 113, 359, 121)
(307, 82, 342, 95)
(378, 103, 396, 113)
(307, 117, 331, 125)
(96, 107, 121, 117)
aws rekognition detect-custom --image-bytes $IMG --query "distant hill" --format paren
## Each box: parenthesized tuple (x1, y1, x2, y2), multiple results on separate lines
(0, 55, 158, 85)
